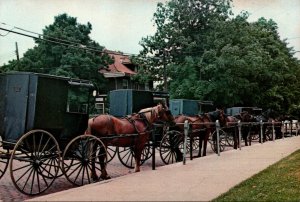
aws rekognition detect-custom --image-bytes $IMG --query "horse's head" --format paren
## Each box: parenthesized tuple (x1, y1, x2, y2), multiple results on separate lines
(138, 103, 175, 126)
(240, 111, 255, 122)
(207, 109, 227, 127)
(154, 103, 175, 126)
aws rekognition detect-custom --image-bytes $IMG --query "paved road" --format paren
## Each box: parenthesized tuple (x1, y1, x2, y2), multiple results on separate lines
(0, 146, 199, 202)
(29, 135, 300, 201)
(0, 138, 260, 202)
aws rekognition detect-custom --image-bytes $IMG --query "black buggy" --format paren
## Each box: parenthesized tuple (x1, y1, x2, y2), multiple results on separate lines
(0, 72, 107, 195)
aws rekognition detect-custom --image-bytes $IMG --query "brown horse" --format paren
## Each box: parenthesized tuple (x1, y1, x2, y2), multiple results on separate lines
(224, 115, 239, 149)
(86, 103, 174, 180)
(171, 109, 227, 158)
(235, 111, 258, 146)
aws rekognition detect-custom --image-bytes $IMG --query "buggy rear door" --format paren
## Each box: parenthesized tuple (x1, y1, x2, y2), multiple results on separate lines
(4, 74, 29, 142)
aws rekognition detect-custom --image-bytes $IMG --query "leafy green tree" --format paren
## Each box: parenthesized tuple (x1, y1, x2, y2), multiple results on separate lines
(2, 13, 112, 91)
(135, 0, 232, 90)
(137, 0, 300, 114)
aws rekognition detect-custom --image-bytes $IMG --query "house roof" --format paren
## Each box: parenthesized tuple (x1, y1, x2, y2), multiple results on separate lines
(100, 51, 137, 78)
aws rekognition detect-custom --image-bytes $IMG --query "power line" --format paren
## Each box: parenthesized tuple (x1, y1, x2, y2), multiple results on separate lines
(0, 22, 206, 61)
(0, 22, 138, 57)
(0, 25, 166, 60)
(286, 36, 300, 40)
(0, 26, 15, 36)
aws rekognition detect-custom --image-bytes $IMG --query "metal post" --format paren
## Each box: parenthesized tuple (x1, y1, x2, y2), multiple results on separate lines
(290, 120, 293, 136)
(238, 120, 242, 150)
(296, 122, 299, 136)
(190, 131, 193, 161)
(15, 42, 20, 61)
(260, 120, 263, 144)
(216, 120, 220, 156)
(183, 120, 189, 165)
(272, 120, 275, 141)
(151, 127, 156, 170)
(283, 121, 285, 140)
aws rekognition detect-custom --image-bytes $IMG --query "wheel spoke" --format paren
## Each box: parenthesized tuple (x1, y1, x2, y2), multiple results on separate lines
(73, 165, 83, 184)
(36, 168, 41, 194)
(30, 169, 36, 195)
(40, 137, 51, 155)
(37, 132, 44, 158)
(86, 165, 91, 184)
(39, 163, 56, 178)
(13, 163, 31, 172)
(66, 162, 82, 178)
(15, 165, 33, 183)
(21, 167, 34, 191)
(81, 165, 86, 185)
(38, 167, 49, 187)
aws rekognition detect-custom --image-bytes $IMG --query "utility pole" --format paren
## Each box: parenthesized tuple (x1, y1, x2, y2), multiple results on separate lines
(15, 42, 20, 61)
(163, 50, 167, 91)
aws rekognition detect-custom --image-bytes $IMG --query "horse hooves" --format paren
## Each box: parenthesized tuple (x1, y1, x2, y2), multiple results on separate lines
(91, 175, 99, 182)
(100, 175, 111, 180)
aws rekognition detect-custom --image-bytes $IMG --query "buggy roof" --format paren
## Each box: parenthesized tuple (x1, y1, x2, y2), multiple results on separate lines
(0, 72, 94, 88)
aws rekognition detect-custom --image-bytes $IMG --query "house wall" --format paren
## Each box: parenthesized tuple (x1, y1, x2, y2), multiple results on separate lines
(103, 77, 151, 93)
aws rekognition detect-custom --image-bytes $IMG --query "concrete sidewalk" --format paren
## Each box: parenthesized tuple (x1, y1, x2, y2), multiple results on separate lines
(29, 136, 300, 201)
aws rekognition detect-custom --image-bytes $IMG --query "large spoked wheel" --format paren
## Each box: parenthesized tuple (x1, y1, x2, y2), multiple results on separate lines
(117, 144, 150, 169)
(251, 132, 259, 141)
(210, 130, 226, 153)
(62, 135, 107, 186)
(189, 135, 199, 152)
(10, 130, 61, 195)
(225, 131, 235, 147)
(159, 131, 185, 165)
(106, 146, 117, 163)
(0, 139, 9, 180)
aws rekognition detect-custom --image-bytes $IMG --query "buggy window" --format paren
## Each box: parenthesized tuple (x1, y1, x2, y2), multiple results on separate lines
(67, 86, 90, 113)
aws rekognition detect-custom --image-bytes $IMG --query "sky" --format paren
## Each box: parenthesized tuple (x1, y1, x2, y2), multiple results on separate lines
(0, 0, 299, 66)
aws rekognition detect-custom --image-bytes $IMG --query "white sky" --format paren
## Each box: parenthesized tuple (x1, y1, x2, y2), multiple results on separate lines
(0, 0, 299, 66)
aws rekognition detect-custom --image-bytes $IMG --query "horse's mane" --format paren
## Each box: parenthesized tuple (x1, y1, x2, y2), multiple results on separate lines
(138, 104, 160, 123)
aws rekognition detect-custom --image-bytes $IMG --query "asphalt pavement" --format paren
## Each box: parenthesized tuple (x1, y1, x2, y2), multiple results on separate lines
(28, 135, 300, 201)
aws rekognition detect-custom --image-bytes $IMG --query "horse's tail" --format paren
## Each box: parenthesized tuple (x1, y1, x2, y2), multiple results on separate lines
(85, 118, 94, 135)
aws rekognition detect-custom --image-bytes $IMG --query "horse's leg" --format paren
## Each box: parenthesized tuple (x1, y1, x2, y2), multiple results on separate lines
(263, 126, 267, 142)
(242, 126, 248, 146)
(202, 130, 210, 157)
(98, 144, 110, 180)
(233, 128, 238, 149)
(133, 145, 142, 173)
(197, 132, 203, 157)
(174, 133, 183, 162)
(90, 142, 99, 181)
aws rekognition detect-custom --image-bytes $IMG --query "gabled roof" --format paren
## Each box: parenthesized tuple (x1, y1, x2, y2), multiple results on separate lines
(100, 50, 136, 78)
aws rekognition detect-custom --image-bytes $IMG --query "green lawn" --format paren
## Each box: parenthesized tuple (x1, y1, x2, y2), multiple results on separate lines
(213, 150, 300, 201)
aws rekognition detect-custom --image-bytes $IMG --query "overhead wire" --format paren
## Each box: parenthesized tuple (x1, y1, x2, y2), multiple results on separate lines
(0, 22, 202, 60)
(0, 22, 138, 57)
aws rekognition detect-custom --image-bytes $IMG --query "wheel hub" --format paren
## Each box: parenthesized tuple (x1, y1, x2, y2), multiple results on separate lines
(82, 158, 89, 166)
(33, 159, 42, 169)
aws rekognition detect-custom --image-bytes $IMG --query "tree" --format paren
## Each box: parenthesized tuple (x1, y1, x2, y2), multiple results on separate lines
(135, 0, 232, 91)
(137, 0, 300, 114)
(2, 13, 112, 91)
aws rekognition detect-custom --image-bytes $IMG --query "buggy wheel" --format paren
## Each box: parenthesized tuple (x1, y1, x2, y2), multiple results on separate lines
(0, 140, 9, 180)
(10, 130, 61, 195)
(117, 145, 150, 169)
(159, 131, 184, 165)
(210, 130, 226, 153)
(190, 136, 199, 151)
(62, 135, 107, 186)
(264, 127, 273, 141)
(106, 146, 117, 163)
(225, 131, 235, 147)
(251, 132, 259, 141)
